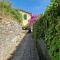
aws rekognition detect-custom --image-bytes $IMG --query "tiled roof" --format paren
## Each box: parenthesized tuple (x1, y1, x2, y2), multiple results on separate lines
(17, 9, 32, 15)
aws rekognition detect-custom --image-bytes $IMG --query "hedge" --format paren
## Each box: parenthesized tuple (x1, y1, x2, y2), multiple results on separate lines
(33, 0, 60, 60)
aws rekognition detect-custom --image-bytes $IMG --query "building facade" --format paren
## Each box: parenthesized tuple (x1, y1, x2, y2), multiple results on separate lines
(19, 9, 32, 27)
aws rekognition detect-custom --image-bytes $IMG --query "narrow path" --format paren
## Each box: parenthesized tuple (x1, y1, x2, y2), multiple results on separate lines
(8, 33, 39, 60)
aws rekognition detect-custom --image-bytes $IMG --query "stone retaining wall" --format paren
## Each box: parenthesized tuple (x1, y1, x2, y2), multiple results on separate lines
(0, 17, 26, 60)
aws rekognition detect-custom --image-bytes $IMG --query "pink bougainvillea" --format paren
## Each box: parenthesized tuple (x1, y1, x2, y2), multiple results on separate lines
(28, 15, 38, 26)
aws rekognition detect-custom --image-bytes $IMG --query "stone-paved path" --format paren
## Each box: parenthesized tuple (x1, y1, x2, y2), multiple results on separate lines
(0, 17, 39, 60)
(8, 33, 39, 60)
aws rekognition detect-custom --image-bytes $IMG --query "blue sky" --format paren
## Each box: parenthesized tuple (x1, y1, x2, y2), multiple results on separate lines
(10, 0, 50, 15)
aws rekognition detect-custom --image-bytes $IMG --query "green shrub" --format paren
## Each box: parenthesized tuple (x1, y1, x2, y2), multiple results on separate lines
(0, 2, 22, 23)
(33, 0, 60, 60)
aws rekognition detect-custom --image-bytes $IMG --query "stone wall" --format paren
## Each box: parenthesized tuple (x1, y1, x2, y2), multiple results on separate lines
(0, 17, 25, 60)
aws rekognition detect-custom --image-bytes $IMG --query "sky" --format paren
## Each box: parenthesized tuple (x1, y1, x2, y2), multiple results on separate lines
(10, 0, 50, 15)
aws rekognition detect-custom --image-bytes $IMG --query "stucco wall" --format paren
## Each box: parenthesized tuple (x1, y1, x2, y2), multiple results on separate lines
(19, 11, 31, 26)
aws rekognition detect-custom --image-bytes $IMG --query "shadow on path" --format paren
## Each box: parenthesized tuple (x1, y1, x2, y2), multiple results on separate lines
(8, 33, 39, 60)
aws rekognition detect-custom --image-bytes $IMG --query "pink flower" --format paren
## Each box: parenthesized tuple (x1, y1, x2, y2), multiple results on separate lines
(28, 15, 38, 26)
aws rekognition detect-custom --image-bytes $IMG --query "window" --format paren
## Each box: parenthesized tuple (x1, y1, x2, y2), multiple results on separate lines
(24, 14, 27, 20)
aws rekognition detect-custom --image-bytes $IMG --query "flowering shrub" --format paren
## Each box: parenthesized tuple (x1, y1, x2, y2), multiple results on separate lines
(28, 15, 37, 26)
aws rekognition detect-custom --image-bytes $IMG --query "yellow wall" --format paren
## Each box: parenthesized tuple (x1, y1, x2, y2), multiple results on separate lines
(19, 11, 31, 26)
